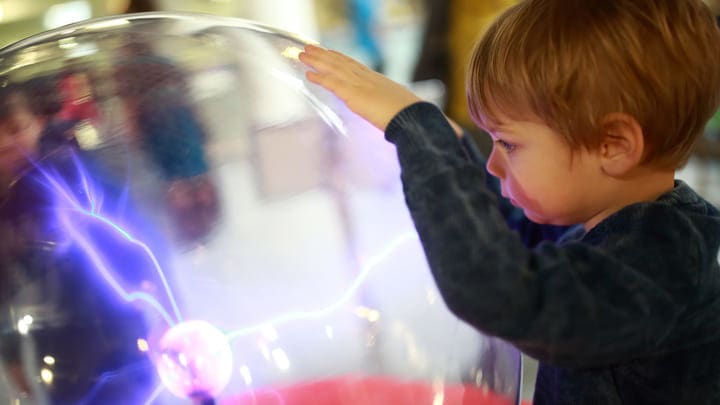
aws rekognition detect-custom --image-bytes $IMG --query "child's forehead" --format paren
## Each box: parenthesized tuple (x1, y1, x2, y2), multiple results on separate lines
(476, 105, 542, 133)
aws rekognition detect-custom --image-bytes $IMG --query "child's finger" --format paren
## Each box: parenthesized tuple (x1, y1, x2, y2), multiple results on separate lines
(305, 70, 324, 85)
(301, 45, 364, 74)
(305, 70, 344, 96)
(303, 44, 326, 53)
(298, 49, 337, 74)
(330, 51, 374, 74)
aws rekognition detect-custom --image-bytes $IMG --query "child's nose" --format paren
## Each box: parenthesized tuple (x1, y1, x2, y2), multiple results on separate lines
(486, 148, 504, 179)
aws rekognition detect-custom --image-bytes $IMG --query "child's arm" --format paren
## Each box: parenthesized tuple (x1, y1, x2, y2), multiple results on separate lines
(386, 102, 686, 367)
(300, 46, 684, 368)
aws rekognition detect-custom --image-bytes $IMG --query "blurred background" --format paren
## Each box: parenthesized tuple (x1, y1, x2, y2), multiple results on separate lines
(0, 0, 719, 403)
(1, 1, 718, 197)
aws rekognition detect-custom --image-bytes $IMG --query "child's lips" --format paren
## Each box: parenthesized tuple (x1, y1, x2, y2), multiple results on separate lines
(501, 192, 518, 207)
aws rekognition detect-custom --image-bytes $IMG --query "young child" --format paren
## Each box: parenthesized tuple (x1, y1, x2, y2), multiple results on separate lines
(300, 0, 720, 403)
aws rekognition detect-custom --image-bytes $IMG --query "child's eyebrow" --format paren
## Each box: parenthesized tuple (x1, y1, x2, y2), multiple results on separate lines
(485, 123, 512, 135)
(480, 122, 501, 133)
(481, 115, 514, 132)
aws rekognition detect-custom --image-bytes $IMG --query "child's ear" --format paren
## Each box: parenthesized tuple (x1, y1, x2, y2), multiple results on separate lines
(598, 113, 644, 176)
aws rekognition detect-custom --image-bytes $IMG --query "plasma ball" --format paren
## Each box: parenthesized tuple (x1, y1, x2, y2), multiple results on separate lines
(155, 320, 233, 400)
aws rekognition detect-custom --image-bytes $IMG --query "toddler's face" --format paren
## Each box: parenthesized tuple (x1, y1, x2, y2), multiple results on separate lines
(483, 116, 608, 227)
(0, 96, 44, 177)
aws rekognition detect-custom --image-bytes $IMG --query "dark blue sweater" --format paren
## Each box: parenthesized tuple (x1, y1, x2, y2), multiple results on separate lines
(385, 102, 720, 404)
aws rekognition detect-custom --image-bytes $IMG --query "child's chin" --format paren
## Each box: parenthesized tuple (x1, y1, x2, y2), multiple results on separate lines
(522, 209, 553, 225)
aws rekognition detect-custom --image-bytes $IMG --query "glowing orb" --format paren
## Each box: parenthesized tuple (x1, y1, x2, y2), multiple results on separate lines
(155, 320, 233, 399)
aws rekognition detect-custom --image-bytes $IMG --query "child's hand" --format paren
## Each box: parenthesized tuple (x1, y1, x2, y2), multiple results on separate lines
(299, 44, 422, 132)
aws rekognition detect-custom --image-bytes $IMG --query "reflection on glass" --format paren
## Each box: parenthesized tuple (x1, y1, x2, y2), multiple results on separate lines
(0, 12, 521, 405)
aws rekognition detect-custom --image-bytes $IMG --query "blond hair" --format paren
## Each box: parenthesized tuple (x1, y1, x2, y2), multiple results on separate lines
(467, 0, 720, 168)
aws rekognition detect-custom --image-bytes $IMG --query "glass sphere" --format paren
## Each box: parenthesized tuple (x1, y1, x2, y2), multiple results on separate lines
(0, 12, 521, 405)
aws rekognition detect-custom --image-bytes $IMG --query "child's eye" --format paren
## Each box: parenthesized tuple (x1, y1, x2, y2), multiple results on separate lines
(495, 139, 516, 153)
